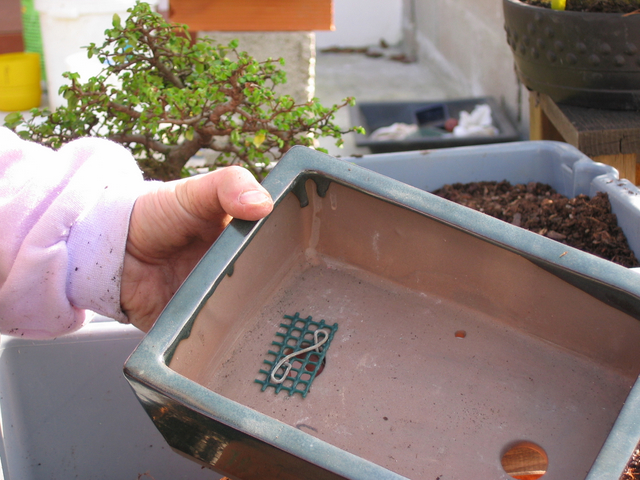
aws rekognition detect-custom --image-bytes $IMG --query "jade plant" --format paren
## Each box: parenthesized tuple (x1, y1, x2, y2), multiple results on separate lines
(4, 1, 363, 181)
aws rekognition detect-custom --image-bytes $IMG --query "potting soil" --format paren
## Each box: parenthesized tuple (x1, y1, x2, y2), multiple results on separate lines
(433, 180, 640, 268)
(523, 0, 640, 13)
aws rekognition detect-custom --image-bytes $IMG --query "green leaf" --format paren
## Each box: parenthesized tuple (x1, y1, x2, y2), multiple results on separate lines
(3, 112, 23, 129)
(112, 13, 121, 28)
(252, 131, 266, 147)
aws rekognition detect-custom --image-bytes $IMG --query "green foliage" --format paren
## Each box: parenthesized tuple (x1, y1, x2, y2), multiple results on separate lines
(4, 1, 361, 180)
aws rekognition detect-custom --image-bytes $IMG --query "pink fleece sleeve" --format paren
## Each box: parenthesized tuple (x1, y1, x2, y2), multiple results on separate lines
(0, 127, 146, 339)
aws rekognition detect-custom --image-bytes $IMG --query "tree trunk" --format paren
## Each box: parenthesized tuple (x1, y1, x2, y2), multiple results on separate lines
(136, 135, 206, 181)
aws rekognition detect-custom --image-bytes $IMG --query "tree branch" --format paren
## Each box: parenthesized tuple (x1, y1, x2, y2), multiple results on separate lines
(108, 133, 171, 153)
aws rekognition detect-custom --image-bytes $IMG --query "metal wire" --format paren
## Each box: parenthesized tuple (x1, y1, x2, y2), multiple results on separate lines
(270, 329, 329, 384)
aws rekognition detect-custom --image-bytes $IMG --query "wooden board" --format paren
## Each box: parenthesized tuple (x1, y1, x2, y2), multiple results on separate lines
(0, 33, 24, 55)
(0, 0, 22, 34)
(595, 153, 638, 185)
(0, 0, 23, 54)
(170, 0, 334, 32)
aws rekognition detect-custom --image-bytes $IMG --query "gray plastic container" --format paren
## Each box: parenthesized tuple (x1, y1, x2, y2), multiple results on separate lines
(0, 318, 220, 480)
(349, 97, 520, 153)
(350, 140, 640, 258)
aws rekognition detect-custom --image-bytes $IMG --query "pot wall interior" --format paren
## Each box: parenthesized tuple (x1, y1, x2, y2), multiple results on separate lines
(169, 179, 640, 479)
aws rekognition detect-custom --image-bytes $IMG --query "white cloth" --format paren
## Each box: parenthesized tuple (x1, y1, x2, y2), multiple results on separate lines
(453, 104, 498, 137)
(0, 127, 146, 338)
(369, 122, 419, 141)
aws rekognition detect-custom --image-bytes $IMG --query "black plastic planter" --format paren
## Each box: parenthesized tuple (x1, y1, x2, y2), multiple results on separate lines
(503, 0, 640, 110)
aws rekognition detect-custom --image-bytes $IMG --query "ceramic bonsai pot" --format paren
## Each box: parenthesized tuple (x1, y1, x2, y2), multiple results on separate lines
(350, 140, 640, 259)
(503, 0, 640, 110)
(125, 145, 640, 480)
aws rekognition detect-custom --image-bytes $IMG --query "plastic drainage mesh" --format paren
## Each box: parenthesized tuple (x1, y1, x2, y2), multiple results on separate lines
(256, 313, 338, 397)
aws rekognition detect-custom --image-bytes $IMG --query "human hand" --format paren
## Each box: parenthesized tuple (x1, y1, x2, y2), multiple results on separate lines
(120, 166, 273, 332)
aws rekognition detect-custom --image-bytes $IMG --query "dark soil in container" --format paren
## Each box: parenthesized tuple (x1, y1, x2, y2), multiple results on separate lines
(433, 180, 639, 268)
(522, 0, 640, 13)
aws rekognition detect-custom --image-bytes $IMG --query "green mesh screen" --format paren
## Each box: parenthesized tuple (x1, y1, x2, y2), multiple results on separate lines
(256, 312, 338, 398)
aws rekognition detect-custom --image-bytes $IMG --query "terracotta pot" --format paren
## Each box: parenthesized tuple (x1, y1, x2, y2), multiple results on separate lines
(503, 0, 640, 110)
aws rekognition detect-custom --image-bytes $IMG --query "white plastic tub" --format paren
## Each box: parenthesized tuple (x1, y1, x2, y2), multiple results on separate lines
(349, 140, 640, 259)
(0, 317, 219, 480)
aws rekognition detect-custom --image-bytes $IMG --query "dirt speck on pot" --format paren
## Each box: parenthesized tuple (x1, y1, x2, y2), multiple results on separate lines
(433, 180, 640, 268)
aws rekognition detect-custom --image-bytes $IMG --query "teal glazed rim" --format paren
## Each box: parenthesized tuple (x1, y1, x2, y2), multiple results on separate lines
(124, 144, 640, 480)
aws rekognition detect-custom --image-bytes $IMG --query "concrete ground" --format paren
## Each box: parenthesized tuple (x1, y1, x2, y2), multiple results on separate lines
(314, 49, 463, 157)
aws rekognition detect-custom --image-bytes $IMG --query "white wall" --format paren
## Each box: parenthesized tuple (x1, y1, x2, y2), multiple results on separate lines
(405, 0, 528, 135)
(315, 0, 403, 48)
(315, 0, 527, 134)
(198, 31, 315, 103)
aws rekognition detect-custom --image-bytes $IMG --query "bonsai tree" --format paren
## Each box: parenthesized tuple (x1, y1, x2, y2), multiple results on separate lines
(4, 1, 363, 181)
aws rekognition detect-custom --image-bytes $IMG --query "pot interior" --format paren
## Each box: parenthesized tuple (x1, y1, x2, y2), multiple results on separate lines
(169, 178, 640, 479)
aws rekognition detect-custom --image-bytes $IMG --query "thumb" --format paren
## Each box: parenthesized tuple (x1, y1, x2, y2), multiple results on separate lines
(178, 166, 274, 222)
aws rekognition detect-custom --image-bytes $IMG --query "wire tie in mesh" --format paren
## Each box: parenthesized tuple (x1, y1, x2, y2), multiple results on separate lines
(255, 312, 338, 397)
(270, 329, 329, 384)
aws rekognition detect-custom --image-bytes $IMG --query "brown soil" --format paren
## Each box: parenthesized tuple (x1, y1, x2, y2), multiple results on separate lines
(622, 444, 640, 480)
(432, 180, 639, 268)
(523, 0, 640, 13)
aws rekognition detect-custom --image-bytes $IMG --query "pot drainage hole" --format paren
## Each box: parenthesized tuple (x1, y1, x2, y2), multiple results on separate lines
(501, 441, 548, 480)
(455, 330, 467, 338)
(255, 312, 338, 397)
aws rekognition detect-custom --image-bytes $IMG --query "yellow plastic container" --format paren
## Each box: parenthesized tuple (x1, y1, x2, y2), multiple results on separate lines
(0, 52, 42, 112)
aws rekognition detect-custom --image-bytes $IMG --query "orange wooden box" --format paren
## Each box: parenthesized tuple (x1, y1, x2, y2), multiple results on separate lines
(170, 0, 334, 32)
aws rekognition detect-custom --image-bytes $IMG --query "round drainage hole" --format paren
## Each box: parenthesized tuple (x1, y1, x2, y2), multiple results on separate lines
(283, 347, 326, 379)
(501, 441, 548, 480)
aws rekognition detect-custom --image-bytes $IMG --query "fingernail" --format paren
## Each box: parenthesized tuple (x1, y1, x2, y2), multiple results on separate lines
(239, 190, 270, 205)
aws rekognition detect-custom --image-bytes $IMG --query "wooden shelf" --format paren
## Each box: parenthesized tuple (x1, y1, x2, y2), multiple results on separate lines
(529, 92, 640, 185)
